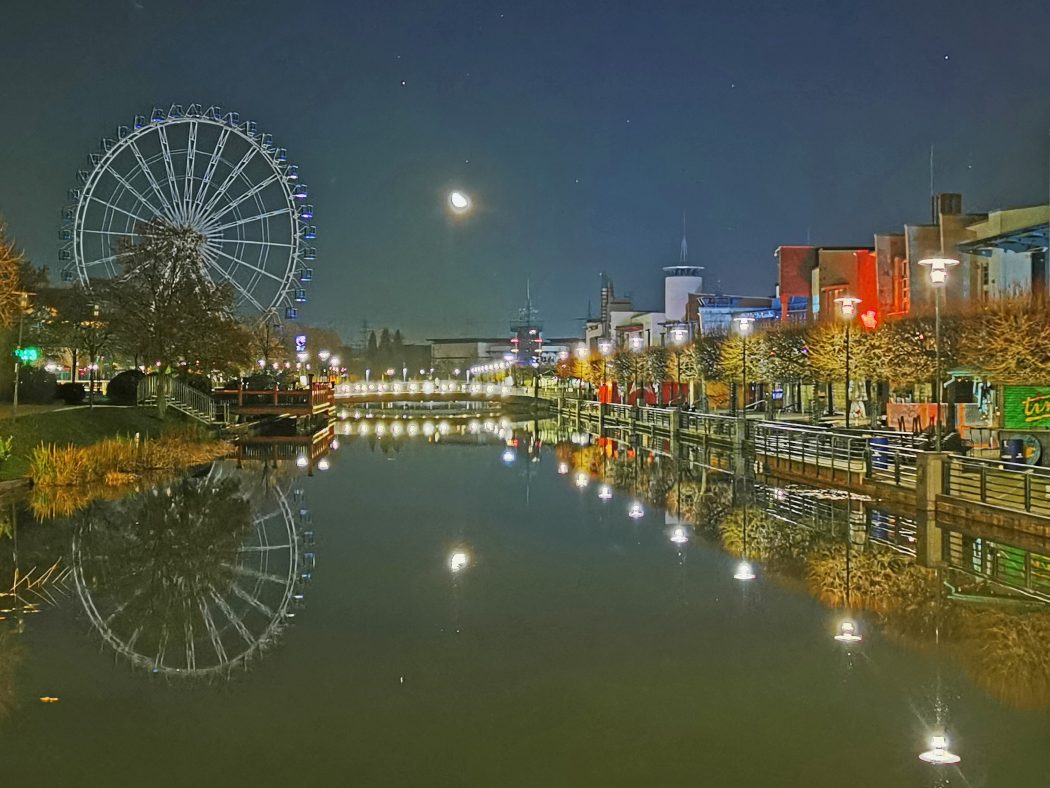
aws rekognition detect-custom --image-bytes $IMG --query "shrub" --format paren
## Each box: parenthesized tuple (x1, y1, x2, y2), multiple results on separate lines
(179, 373, 214, 394)
(0, 436, 12, 466)
(107, 369, 145, 405)
(245, 373, 278, 390)
(16, 366, 57, 404)
(56, 382, 86, 405)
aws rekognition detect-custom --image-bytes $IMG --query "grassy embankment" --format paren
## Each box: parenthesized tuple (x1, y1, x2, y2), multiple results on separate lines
(0, 406, 229, 482)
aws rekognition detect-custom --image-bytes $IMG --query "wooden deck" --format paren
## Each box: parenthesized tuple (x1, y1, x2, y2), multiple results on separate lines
(215, 386, 334, 417)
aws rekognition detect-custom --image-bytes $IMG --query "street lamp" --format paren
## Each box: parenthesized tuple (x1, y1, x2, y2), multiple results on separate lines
(597, 339, 613, 401)
(918, 257, 959, 452)
(834, 295, 861, 429)
(733, 315, 755, 416)
(670, 324, 689, 402)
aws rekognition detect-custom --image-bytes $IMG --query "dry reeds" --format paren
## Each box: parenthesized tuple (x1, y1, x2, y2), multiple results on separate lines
(29, 435, 231, 488)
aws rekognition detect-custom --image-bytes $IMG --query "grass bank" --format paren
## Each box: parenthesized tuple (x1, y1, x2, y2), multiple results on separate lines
(0, 406, 198, 481)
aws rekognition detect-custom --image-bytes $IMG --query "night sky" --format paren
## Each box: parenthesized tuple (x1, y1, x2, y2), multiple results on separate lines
(4, 0, 1050, 341)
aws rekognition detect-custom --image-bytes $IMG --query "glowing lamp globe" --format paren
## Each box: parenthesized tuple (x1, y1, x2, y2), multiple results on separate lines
(295, 455, 309, 469)
(918, 257, 959, 288)
(557, 462, 570, 475)
(597, 484, 613, 501)
(919, 734, 960, 765)
(575, 472, 589, 489)
(316, 457, 330, 471)
(669, 526, 689, 545)
(628, 501, 645, 519)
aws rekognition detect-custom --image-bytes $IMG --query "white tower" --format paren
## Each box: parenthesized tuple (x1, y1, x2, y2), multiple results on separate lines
(663, 217, 703, 322)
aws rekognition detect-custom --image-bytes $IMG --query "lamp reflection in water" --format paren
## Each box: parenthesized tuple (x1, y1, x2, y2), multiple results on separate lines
(501, 448, 516, 464)
(557, 462, 569, 475)
(669, 525, 689, 545)
(833, 620, 862, 643)
(597, 484, 613, 501)
(574, 472, 589, 489)
(627, 501, 644, 519)
(295, 455, 309, 469)
(316, 457, 330, 472)
(919, 733, 960, 765)
(447, 550, 470, 574)
(734, 479, 756, 581)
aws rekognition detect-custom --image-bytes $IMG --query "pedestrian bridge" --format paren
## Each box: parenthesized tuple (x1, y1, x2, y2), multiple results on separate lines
(335, 380, 538, 404)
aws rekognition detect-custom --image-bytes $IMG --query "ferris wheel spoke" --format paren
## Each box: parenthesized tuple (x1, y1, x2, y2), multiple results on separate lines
(197, 595, 229, 665)
(209, 587, 255, 645)
(191, 126, 230, 224)
(106, 168, 168, 222)
(200, 146, 258, 217)
(154, 627, 169, 670)
(214, 236, 295, 249)
(221, 561, 287, 586)
(88, 194, 153, 226)
(199, 249, 268, 313)
(208, 245, 285, 283)
(156, 125, 183, 222)
(184, 614, 196, 671)
(237, 543, 292, 553)
(209, 207, 291, 234)
(82, 251, 137, 273)
(128, 138, 179, 221)
(202, 173, 281, 228)
(230, 583, 275, 618)
(183, 120, 198, 220)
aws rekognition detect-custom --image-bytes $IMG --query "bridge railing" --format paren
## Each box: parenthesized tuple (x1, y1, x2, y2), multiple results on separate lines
(942, 527, 1050, 602)
(335, 380, 537, 399)
(943, 454, 1050, 519)
(867, 444, 923, 490)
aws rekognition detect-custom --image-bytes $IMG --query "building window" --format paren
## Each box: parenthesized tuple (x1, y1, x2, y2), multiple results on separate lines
(893, 257, 910, 314)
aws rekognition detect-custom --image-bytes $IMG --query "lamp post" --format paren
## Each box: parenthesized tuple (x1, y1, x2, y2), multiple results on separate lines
(834, 295, 861, 429)
(11, 291, 32, 419)
(597, 339, 612, 402)
(733, 315, 754, 417)
(918, 257, 959, 452)
(575, 343, 590, 398)
(670, 324, 688, 403)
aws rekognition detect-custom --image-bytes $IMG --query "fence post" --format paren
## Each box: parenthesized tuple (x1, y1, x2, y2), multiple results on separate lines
(1024, 472, 1033, 512)
(915, 452, 946, 513)
(979, 464, 987, 503)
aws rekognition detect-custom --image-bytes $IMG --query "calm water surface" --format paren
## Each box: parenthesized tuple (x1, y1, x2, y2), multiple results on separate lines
(1, 426, 1048, 787)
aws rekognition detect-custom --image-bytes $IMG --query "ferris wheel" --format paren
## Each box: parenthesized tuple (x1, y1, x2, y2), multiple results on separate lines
(71, 465, 312, 678)
(59, 103, 315, 322)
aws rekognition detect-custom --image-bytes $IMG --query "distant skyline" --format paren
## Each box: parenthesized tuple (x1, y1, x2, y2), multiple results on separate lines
(4, 1, 1050, 341)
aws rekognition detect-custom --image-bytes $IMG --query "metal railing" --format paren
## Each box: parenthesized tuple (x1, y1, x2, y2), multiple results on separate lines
(680, 411, 739, 441)
(137, 375, 217, 423)
(336, 381, 537, 399)
(867, 444, 922, 490)
(751, 421, 869, 477)
(942, 454, 1050, 519)
(942, 529, 1050, 602)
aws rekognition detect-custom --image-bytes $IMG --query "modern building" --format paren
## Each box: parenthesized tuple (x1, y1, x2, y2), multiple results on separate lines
(957, 204, 1049, 301)
(904, 193, 985, 310)
(686, 293, 779, 335)
(775, 245, 877, 324)
(663, 235, 703, 323)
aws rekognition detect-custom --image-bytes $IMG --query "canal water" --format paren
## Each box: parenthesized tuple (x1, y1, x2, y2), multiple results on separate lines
(1, 419, 1048, 786)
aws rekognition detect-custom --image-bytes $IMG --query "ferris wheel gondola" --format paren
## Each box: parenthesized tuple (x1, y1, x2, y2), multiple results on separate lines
(60, 104, 315, 323)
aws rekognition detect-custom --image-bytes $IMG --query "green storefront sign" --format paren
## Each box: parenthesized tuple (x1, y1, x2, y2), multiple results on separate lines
(1003, 386, 1050, 429)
